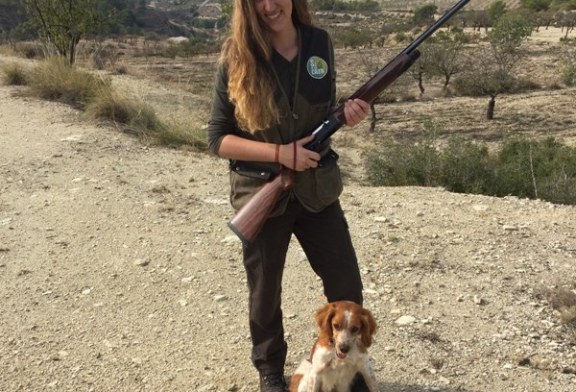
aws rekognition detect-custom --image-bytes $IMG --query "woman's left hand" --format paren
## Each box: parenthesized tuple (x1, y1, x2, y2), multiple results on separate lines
(343, 98, 370, 127)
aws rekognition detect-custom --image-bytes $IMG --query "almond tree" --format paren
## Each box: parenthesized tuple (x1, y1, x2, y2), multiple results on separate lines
(23, 0, 97, 65)
(455, 13, 532, 120)
(356, 48, 414, 132)
(426, 28, 468, 92)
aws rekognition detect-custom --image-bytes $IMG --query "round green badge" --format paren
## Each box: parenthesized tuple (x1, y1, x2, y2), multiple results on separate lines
(306, 56, 328, 80)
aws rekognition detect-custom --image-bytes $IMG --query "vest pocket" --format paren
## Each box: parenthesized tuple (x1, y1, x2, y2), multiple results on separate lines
(229, 171, 268, 211)
(295, 152, 343, 211)
(314, 154, 343, 206)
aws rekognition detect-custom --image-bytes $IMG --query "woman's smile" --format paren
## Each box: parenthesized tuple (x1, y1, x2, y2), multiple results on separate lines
(256, 0, 293, 33)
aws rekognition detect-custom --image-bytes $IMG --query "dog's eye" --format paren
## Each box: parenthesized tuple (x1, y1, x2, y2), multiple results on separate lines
(332, 323, 342, 330)
(350, 326, 359, 334)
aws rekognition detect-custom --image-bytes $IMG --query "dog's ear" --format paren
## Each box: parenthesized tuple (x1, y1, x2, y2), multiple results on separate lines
(360, 308, 377, 347)
(315, 302, 336, 335)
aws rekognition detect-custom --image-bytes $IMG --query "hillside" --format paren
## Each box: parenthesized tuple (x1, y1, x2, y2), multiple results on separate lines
(378, 0, 522, 11)
(1, 2, 576, 390)
(1, 74, 576, 392)
(2, 20, 576, 390)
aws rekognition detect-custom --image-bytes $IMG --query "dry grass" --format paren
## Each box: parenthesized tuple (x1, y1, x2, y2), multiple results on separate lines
(546, 287, 576, 342)
(0, 54, 208, 150)
(27, 56, 110, 109)
(0, 11, 574, 152)
(0, 62, 29, 86)
(85, 89, 162, 133)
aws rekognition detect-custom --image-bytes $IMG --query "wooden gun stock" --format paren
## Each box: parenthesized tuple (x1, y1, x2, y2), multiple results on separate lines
(228, 0, 471, 245)
(228, 170, 295, 244)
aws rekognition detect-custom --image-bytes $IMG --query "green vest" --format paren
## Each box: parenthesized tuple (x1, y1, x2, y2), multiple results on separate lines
(229, 25, 343, 216)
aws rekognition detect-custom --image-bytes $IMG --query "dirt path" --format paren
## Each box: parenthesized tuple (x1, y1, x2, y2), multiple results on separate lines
(1, 85, 576, 392)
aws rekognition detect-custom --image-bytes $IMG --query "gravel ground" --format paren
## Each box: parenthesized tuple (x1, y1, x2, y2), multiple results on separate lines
(1, 85, 576, 392)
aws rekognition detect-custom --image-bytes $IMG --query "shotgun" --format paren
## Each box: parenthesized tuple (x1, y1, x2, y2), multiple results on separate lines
(228, 0, 471, 245)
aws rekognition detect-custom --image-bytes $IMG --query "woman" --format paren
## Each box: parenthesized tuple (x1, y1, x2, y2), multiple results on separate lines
(207, 0, 370, 390)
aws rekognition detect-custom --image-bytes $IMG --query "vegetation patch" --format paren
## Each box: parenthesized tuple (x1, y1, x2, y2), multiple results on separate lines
(546, 287, 576, 343)
(27, 56, 110, 109)
(0, 62, 29, 86)
(0, 56, 207, 150)
(364, 126, 576, 205)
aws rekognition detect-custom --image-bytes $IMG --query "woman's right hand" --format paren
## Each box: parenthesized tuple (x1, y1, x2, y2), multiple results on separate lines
(279, 135, 321, 171)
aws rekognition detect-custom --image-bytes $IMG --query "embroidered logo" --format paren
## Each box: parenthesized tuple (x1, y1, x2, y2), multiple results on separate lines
(306, 56, 328, 80)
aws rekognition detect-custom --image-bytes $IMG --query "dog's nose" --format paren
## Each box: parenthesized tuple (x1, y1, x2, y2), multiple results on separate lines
(338, 344, 350, 354)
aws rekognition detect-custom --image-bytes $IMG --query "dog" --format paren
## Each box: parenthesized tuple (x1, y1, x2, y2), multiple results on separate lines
(290, 300, 379, 392)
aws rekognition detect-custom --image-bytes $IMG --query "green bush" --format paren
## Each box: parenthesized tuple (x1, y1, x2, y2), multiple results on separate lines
(365, 135, 576, 206)
(563, 66, 576, 86)
(364, 130, 441, 187)
(439, 137, 493, 194)
(494, 137, 576, 203)
(311, 0, 380, 12)
(333, 28, 373, 49)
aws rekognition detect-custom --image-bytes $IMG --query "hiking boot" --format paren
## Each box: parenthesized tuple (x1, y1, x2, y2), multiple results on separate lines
(259, 372, 288, 392)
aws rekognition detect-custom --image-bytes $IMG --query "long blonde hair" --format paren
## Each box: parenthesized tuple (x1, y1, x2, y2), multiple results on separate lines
(221, 0, 314, 133)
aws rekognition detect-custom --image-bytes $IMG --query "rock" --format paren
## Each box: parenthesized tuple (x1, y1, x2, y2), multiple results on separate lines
(395, 315, 416, 326)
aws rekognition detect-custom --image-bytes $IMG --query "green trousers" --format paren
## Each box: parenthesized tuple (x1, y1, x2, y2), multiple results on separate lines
(241, 199, 364, 375)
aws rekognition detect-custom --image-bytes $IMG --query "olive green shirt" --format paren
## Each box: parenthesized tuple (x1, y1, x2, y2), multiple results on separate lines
(207, 25, 342, 216)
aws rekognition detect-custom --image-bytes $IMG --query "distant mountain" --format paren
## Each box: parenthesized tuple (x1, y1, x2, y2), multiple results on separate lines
(0, 1, 26, 36)
(147, 0, 522, 13)
(0, 0, 222, 39)
(0, 0, 525, 41)
(141, 0, 222, 36)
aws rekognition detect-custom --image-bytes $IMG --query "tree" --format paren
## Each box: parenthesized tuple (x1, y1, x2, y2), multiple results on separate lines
(409, 51, 432, 96)
(23, 0, 98, 65)
(455, 14, 532, 119)
(560, 41, 576, 85)
(489, 12, 533, 52)
(355, 48, 414, 132)
(426, 28, 468, 91)
(520, 0, 553, 12)
(413, 4, 437, 26)
(0, 0, 27, 40)
(555, 10, 576, 38)
(551, 0, 576, 10)
(488, 0, 508, 23)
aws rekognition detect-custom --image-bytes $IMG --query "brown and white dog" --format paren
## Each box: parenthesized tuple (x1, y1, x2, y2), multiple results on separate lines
(290, 301, 379, 392)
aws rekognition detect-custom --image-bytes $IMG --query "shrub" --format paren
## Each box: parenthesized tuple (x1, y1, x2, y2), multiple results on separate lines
(15, 42, 46, 59)
(85, 90, 162, 135)
(154, 122, 208, 150)
(85, 91, 208, 150)
(365, 127, 441, 187)
(546, 287, 576, 343)
(365, 135, 576, 206)
(334, 28, 373, 49)
(493, 137, 576, 202)
(28, 57, 110, 109)
(561, 45, 576, 86)
(439, 137, 493, 194)
(1, 62, 29, 86)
